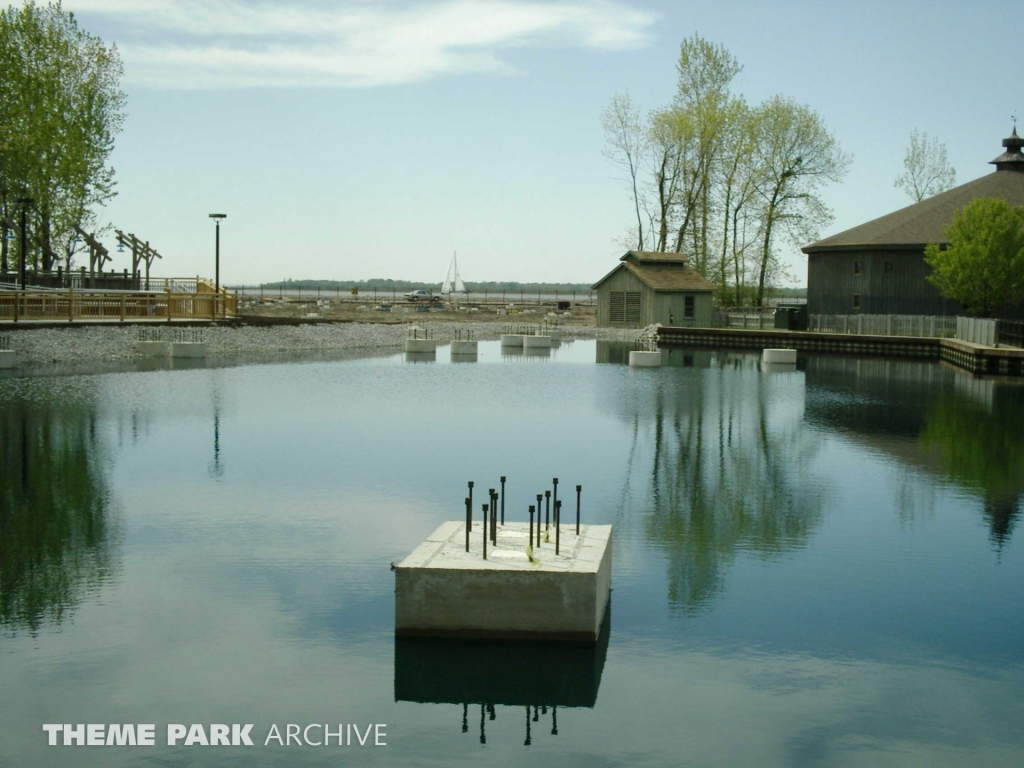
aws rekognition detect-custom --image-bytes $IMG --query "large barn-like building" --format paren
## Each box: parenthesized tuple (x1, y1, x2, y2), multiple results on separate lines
(803, 130, 1024, 317)
(593, 251, 716, 328)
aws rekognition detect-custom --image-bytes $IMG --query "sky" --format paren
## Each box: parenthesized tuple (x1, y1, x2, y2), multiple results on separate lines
(64, 0, 1020, 287)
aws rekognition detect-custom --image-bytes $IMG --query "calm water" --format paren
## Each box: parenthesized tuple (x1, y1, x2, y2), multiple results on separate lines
(1, 340, 1022, 767)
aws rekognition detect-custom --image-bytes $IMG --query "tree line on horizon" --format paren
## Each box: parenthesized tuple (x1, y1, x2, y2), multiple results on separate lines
(603, 35, 850, 307)
(237, 277, 810, 300)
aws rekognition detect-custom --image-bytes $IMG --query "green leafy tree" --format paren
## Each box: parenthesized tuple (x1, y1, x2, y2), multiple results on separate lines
(751, 96, 850, 306)
(924, 197, 1024, 317)
(0, 1, 125, 273)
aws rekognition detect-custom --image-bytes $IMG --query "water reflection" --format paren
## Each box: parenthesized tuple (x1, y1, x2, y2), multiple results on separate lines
(599, 346, 826, 612)
(0, 392, 118, 633)
(804, 357, 1024, 546)
(395, 615, 609, 745)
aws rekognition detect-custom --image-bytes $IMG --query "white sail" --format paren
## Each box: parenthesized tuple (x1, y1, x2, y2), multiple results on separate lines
(441, 252, 466, 295)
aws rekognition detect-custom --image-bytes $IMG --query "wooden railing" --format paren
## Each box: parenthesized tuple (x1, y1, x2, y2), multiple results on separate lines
(0, 287, 237, 322)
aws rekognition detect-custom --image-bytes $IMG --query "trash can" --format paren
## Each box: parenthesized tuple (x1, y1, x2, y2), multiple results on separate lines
(774, 304, 808, 331)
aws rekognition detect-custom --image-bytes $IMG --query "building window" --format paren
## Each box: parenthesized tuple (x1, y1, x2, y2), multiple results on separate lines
(610, 292, 625, 322)
(684, 295, 695, 318)
(854, 261, 862, 276)
(884, 261, 894, 274)
(853, 293, 861, 310)
(625, 292, 642, 323)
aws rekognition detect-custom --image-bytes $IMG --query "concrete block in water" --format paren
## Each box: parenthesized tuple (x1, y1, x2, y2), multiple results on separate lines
(762, 348, 797, 364)
(523, 334, 552, 349)
(450, 340, 478, 354)
(501, 334, 524, 347)
(405, 338, 439, 353)
(629, 350, 661, 367)
(0, 350, 15, 369)
(395, 521, 612, 642)
(134, 341, 168, 357)
(169, 342, 207, 358)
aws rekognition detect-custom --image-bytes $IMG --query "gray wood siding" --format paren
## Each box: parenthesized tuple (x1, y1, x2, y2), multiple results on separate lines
(808, 249, 962, 316)
(596, 268, 647, 327)
(651, 291, 712, 328)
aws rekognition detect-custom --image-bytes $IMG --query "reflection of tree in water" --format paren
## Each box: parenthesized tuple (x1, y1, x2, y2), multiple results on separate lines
(919, 386, 1024, 548)
(0, 395, 117, 633)
(803, 356, 1024, 548)
(609, 351, 826, 613)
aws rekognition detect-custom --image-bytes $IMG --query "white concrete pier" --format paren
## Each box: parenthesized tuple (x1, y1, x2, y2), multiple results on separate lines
(523, 334, 552, 349)
(450, 340, 478, 354)
(762, 348, 797, 364)
(501, 334, 524, 347)
(629, 350, 661, 367)
(169, 342, 206, 358)
(134, 341, 169, 357)
(395, 521, 612, 642)
(405, 338, 439, 353)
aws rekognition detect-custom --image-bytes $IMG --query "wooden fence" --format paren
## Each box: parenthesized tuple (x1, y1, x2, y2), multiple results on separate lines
(713, 311, 775, 329)
(0, 287, 237, 323)
(956, 316, 997, 346)
(809, 314, 956, 338)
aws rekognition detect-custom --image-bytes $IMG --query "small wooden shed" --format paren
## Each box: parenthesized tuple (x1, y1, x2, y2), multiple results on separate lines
(592, 251, 716, 328)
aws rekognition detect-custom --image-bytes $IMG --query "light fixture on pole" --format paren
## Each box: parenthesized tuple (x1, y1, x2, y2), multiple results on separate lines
(209, 213, 226, 317)
(16, 197, 33, 290)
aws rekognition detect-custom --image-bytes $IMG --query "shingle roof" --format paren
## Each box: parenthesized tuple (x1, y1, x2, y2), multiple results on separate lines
(621, 250, 688, 263)
(592, 256, 716, 292)
(803, 168, 1024, 253)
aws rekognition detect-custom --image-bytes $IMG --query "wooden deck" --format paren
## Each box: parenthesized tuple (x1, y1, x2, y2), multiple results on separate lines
(0, 285, 237, 325)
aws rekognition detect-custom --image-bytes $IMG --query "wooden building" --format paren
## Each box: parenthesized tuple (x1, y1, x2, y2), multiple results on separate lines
(803, 130, 1024, 317)
(593, 251, 715, 328)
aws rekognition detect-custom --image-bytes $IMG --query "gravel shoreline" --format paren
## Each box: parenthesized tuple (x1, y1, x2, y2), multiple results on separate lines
(2, 322, 644, 369)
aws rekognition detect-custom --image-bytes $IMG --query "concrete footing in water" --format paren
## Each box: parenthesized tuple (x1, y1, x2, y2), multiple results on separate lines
(0, 350, 15, 368)
(629, 350, 661, 367)
(762, 348, 797, 364)
(523, 335, 552, 349)
(395, 521, 612, 642)
(450, 340, 478, 354)
(405, 338, 439, 353)
(134, 341, 169, 357)
(169, 342, 207, 359)
(501, 334, 524, 347)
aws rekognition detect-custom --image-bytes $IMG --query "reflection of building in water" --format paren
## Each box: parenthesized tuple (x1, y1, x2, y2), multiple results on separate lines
(0, 393, 118, 632)
(394, 616, 609, 745)
(596, 348, 826, 612)
(803, 356, 1024, 547)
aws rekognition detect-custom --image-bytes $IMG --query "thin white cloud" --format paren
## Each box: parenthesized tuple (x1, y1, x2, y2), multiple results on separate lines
(69, 0, 656, 88)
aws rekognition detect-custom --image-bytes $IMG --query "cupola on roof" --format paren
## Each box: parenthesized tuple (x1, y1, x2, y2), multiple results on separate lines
(990, 127, 1024, 172)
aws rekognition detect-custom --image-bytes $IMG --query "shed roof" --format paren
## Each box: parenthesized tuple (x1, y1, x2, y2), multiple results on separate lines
(592, 253, 716, 292)
(621, 250, 688, 263)
(803, 131, 1024, 253)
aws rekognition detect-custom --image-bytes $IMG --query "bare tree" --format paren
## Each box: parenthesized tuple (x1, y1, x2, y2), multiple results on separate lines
(894, 129, 956, 202)
(602, 93, 649, 251)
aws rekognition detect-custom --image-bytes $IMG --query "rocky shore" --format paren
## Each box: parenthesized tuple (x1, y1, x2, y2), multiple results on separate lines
(1, 321, 643, 370)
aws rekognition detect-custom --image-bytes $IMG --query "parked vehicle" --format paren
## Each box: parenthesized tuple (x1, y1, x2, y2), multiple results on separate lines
(405, 290, 440, 303)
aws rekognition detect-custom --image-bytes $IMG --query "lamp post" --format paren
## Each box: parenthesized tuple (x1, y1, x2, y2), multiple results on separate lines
(209, 213, 226, 317)
(16, 197, 33, 290)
